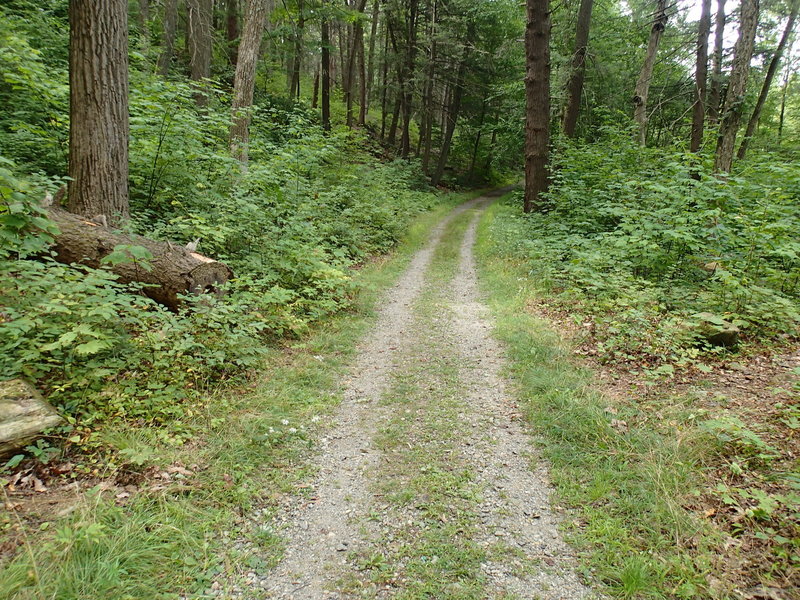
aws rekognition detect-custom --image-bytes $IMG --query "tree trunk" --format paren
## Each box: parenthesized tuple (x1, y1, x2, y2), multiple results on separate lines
(399, 0, 419, 156)
(365, 0, 380, 115)
(138, 0, 150, 50)
(158, 0, 178, 76)
(420, 0, 437, 172)
(312, 62, 320, 108)
(633, 0, 668, 146)
(289, 0, 305, 98)
(231, 0, 269, 165)
(346, 0, 368, 127)
(736, 1, 798, 160)
(714, 0, 759, 173)
(48, 208, 233, 311)
(524, 0, 551, 212)
(708, 0, 726, 124)
(690, 0, 712, 152)
(430, 36, 470, 187)
(778, 56, 793, 142)
(387, 92, 401, 145)
(380, 17, 390, 139)
(188, 0, 213, 105)
(321, 8, 331, 131)
(227, 0, 241, 67)
(68, 0, 130, 224)
(562, 0, 593, 138)
(358, 29, 367, 124)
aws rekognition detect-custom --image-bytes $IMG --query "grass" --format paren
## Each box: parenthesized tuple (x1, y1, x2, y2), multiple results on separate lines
(0, 190, 480, 600)
(474, 198, 717, 599)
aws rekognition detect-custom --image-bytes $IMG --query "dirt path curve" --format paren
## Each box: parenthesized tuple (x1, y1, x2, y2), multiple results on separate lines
(257, 192, 600, 599)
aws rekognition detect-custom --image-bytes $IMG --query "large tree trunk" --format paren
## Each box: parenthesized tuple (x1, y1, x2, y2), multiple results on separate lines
(633, 0, 668, 146)
(321, 7, 332, 131)
(158, 0, 178, 76)
(188, 0, 213, 105)
(48, 208, 232, 311)
(524, 0, 551, 213)
(708, 0, 726, 124)
(227, 0, 241, 67)
(562, 0, 593, 138)
(737, 1, 798, 160)
(714, 0, 760, 173)
(231, 0, 269, 165)
(690, 0, 712, 152)
(68, 0, 130, 225)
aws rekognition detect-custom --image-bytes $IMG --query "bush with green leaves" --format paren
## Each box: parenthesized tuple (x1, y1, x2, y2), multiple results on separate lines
(0, 82, 440, 464)
(488, 132, 800, 364)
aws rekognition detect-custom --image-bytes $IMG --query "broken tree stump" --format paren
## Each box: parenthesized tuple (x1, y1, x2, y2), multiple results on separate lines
(0, 380, 63, 457)
(47, 207, 233, 311)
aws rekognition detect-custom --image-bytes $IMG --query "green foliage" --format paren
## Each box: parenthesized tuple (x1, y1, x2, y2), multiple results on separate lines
(0, 75, 441, 465)
(490, 134, 800, 364)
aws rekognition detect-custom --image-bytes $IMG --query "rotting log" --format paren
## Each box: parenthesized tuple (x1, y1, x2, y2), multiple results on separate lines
(0, 379, 63, 457)
(47, 207, 232, 311)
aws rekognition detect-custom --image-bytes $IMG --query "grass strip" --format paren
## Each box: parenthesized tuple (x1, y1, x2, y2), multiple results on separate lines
(474, 199, 716, 600)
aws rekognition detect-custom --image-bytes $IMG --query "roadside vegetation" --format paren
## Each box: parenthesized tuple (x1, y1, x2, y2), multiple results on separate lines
(477, 190, 800, 598)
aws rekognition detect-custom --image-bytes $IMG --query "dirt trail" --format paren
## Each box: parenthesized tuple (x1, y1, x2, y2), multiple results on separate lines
(255, 193, 600, 599)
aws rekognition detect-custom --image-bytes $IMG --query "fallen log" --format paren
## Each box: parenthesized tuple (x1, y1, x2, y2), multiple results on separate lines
(0, 379, 63, 457)
(47, 207, 233, 311)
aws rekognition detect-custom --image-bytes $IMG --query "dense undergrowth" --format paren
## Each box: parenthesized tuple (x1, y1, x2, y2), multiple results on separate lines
(0, 66, 440, 469)
(491, 131, 800, 369)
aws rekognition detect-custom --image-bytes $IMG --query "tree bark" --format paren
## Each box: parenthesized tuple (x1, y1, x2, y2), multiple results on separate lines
(365, 0, 380, 115)
(358, 28, 367, 124)
(399, 0, 419, 156)
(68, 0, 130, 224)
(778, 55, 794, 142)
(714, 0, 759, 173)
(0, 380, 63, 458)
(736, 1, 798, 160)
(633, 0, 668, 146)
(227, 0, 241, 67)
(291, 0, 305, 98)
(690, 0, 712, 152)
(231, 0, 269, 165)
(48, 208, 233, 311)
(562, 0, 593, 138)
(158, 0, 179, 76)
(321, 7, 331, 131)
(138, 0, 151, 50)
(346, 0, 368, 127)
(524, 0, 551, 213)
(188, 0, 213, 105)
(708, 0, 726, 124)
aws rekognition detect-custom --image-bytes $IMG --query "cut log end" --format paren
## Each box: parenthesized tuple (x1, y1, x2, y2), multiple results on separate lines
(0, 379, 63, 457)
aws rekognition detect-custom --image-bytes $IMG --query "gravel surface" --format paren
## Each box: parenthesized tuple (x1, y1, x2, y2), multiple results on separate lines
(258, 196, 489, 599)
(226, 192, 602, 599)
